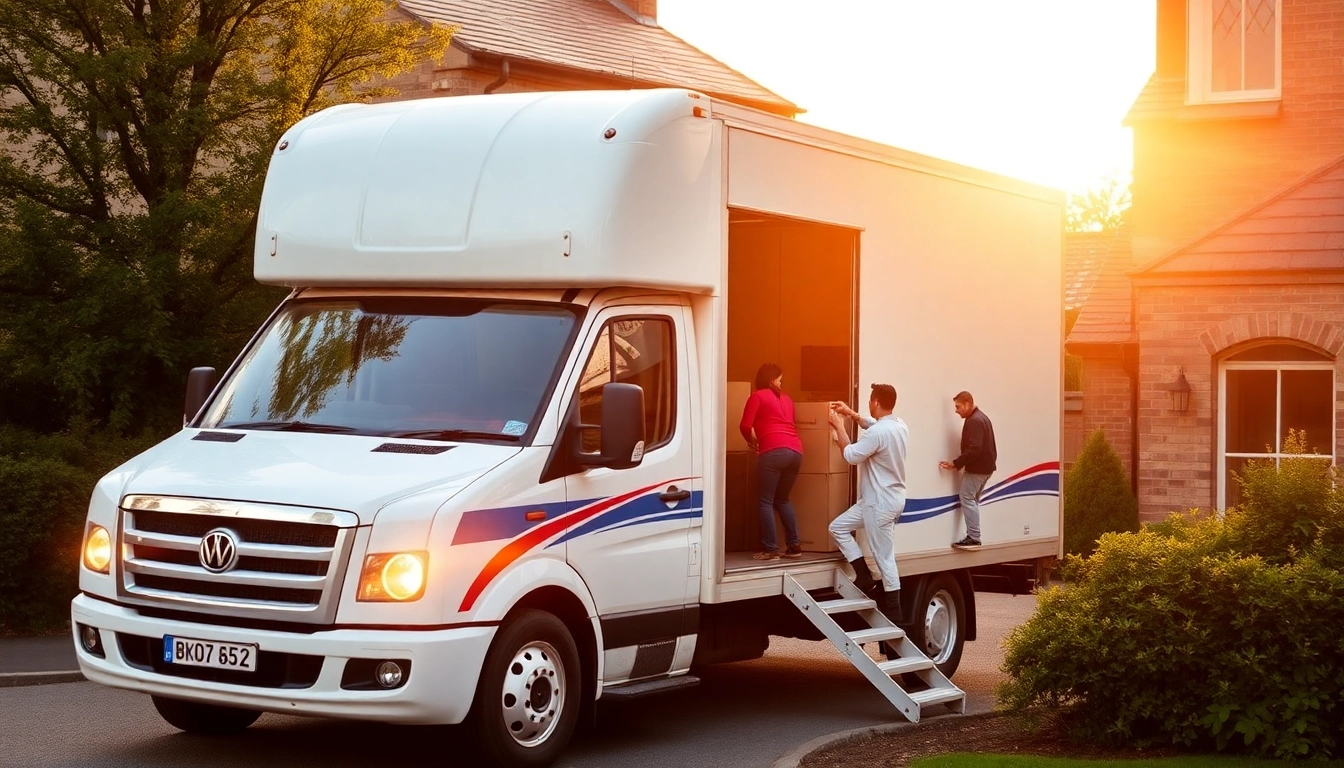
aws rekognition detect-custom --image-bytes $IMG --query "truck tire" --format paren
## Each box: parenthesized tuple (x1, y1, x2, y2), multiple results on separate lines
(904, 572, 966, 680)
(151, 696, 261, 734)
(468, 609, 581, 768)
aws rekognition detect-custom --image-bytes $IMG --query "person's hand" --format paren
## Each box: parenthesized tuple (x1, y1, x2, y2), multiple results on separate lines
(828, 410, 845, 430)
(829, 401, 853, 418)
(747, 439, 759, 453)
(939, 461, 955, 470)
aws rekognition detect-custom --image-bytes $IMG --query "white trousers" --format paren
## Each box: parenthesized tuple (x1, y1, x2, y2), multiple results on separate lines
(828, 496, 904, 591)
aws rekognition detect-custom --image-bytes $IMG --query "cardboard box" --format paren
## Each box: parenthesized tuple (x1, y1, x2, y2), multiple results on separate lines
(792, 400, 834, 430)
(726, 381, 753, 452)
(797, 426, 850, 474)
(791, 471, 852, 552)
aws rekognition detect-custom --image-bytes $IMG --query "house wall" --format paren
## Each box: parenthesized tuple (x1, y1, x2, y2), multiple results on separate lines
(1134, 280, 1344, 521)
(1129, 0, 1344, 264)
(1073, 352, 1135, 484)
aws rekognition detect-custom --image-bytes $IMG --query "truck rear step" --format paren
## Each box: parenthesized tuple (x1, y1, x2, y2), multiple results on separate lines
(784, 571, 965, 723)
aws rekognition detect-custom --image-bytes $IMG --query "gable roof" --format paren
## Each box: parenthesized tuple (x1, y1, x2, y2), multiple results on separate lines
(1064, 231, 1112, 312)
(1065, 226, 1134, 347)
(398, 0, 799, 116)
(1136, 154, 1344, 275)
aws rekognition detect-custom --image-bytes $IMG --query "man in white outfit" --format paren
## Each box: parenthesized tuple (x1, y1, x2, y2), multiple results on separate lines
(827, 384, 908, 624)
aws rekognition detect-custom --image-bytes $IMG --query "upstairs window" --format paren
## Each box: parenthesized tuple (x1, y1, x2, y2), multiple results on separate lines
(1188, 0, 1281, 104)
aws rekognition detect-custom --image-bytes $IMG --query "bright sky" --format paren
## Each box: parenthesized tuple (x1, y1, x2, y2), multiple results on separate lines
(658, 0, 1156, 193)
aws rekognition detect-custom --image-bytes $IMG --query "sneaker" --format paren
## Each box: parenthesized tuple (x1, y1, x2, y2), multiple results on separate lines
(752, 550, 780, 561)
(952, 536, 981, 549)
(881, 589, 903, 624)
(782, 546, 803, 559)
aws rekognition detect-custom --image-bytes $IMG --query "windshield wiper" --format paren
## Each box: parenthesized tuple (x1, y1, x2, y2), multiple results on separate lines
(217, 420, 357, 433)
(386, 429, 520, 442)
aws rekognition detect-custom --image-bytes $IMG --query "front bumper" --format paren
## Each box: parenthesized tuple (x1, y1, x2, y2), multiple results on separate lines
(71, 594, 494, 724)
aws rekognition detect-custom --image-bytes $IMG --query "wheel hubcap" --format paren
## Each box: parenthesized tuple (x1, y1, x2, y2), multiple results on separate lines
(500, 640, 566, 747)
(922, 589, 957, 665)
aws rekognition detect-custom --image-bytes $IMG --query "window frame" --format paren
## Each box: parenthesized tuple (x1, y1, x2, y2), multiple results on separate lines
(1187, 0, 1282, 105)
(572, 312, 679, 456)
(1217, 359, 1336, 510)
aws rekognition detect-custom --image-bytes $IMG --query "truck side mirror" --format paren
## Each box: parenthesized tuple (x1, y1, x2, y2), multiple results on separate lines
(184, 367, 217, 426)
(598, 383, 645, 470)
(572, 383, 645, 470)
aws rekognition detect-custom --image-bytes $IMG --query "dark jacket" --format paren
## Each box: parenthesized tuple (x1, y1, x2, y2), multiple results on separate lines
(953, 408, 997, 475)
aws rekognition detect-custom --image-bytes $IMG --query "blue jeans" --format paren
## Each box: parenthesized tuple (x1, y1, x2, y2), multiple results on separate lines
(960, 472, 991, 541)
(758, 448, 802, 551)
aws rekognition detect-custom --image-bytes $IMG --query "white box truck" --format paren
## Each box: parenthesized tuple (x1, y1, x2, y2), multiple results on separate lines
(71, 89, 1063, 767)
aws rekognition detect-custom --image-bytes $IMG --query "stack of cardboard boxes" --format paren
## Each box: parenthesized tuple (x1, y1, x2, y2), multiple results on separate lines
(725, 384, 852, 553)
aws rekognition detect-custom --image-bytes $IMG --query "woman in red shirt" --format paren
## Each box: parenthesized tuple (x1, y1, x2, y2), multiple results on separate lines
(739, 363, 804, 560)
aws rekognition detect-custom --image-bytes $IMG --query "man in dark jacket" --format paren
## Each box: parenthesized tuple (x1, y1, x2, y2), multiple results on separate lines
(939, 391, 996, 548)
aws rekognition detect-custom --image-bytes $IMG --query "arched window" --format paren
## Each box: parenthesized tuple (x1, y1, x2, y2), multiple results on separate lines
(1219, 342, 1335, 509)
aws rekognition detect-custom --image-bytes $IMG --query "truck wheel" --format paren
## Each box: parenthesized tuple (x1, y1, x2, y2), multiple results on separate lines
(469, 609, 581, 768)
(151, 696, 261, 734)
(904, 572, 966, 680)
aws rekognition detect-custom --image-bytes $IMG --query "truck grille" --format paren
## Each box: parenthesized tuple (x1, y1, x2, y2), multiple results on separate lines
(117, 495, 358, 625)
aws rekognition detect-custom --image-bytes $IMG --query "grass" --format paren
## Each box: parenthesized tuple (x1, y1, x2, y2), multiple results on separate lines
(912, 757, 1343, 768)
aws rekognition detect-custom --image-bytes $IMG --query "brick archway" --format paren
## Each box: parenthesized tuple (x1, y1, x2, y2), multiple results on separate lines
(1198, 312, 1344, 357)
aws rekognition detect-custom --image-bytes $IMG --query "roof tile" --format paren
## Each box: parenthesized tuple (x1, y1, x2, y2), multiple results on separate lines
(398, 0, 798, 114)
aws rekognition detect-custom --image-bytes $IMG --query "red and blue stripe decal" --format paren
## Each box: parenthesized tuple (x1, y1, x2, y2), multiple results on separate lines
(453, 463, 1056, 612)
(900, 462, 1060, 523)
(455, 479, 700, 612)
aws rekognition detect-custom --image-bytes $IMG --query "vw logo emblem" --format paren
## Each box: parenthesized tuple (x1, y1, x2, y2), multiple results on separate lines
(199, 528, 240, 573)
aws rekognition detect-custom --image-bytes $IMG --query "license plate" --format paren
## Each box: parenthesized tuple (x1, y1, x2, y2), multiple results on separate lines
(163, 635, 257, 672)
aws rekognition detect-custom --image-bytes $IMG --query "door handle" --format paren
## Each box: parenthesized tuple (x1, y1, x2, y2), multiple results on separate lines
(659, 485, 691, 503)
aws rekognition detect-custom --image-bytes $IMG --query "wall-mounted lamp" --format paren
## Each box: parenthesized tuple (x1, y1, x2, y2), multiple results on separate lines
(1163, 369, 1192, 414)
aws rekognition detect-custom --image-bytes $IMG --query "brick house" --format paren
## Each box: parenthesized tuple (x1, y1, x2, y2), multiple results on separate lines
(375, 0, 798, 116)
(1066, 0, 1344, 522)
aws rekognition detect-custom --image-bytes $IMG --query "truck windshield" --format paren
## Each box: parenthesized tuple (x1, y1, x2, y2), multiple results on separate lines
(200, 298, 580, 443)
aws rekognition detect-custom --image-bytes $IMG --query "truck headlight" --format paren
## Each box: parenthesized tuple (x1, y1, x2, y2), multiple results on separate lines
(357, 552, 427, 602)
(83, 524, 112, 573)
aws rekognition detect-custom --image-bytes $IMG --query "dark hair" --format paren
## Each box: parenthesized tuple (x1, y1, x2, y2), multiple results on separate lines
(953, 391, 974, 405)
(754, 363, 783, 391)
(870, 383, 896, 410)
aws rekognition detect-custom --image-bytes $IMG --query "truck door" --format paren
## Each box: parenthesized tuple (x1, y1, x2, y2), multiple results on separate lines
(561, 306, 696, 636)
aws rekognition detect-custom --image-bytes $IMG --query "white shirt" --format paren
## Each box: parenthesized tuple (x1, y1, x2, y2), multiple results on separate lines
(843, 414, 909, 512)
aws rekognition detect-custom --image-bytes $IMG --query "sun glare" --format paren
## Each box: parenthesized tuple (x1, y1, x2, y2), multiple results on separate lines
(659, 0, 1156, 193)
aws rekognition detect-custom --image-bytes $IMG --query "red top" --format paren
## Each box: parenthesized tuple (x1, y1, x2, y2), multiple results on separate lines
(739, 388, 804, 454)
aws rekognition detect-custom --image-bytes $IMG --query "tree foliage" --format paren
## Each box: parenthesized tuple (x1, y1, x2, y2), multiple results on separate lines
(0, 0, 453, 435)
(1066, 172, 1131, 233)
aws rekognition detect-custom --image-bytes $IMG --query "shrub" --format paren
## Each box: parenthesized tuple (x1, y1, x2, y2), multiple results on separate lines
(1063, 429, 1138, 557)
(0, 424, 153, 634)
(1000, 436, 1344, 759)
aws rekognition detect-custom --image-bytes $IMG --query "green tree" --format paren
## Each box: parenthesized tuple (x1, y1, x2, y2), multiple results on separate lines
(1066, 172, 1131, 233)
(0, 0, 453, 435)
(1063, 429, 1139, 557)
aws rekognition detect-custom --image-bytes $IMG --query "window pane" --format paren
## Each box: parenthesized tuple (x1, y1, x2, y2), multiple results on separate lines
(577, 327, 613, 453)
(1225, 369, 1277, 453)
(610, 319, 675, 446)
(1244, 0, 1277, 90)
(1211, 0, 1244, 92)
(1281, 370, 1334, 454)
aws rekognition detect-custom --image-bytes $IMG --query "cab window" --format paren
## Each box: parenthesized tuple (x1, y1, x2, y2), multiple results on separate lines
(575, 317, 676, 453)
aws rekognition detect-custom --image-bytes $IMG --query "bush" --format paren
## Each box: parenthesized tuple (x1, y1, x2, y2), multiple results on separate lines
(1063, 429, 1138, 557)
(0, 425, 153, 634)
(1000, 435, 1344, 759)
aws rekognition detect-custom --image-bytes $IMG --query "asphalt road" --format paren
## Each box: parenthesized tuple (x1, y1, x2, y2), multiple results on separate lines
(0, 592, 1035, 768)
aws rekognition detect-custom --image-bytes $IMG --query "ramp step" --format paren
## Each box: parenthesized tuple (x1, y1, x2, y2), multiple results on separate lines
(601, 675, 700, 700)
(818, 597, 877, 614)
(846, 627, 905, 644)
(876, 657, 935, 676)
(909, 687, 965, 708)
